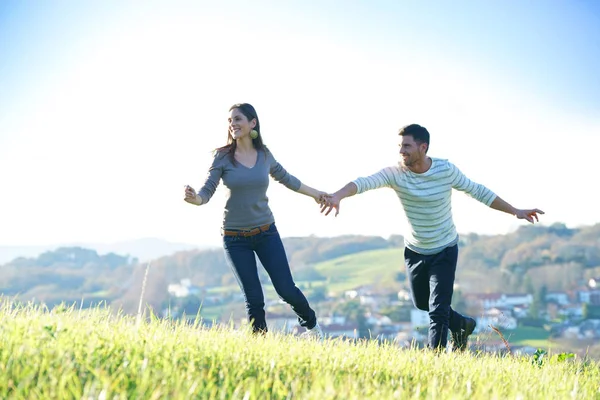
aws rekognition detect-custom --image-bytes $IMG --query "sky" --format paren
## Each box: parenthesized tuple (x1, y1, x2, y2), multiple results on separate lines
(1, 0, 599, 250)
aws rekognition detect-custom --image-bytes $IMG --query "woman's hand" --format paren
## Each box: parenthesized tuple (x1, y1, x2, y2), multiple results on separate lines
(184, 185, 203, 206)
(314, 191, 332, 205)
(296, 184, 331, 205)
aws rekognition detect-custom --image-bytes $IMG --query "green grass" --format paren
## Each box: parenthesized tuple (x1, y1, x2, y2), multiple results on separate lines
(205, 285, 239, 295)
(311, 248, 404, 293)
(1, 299, 599, 399)
(197, 305, 225, 321)
(502, 327, 552, 349)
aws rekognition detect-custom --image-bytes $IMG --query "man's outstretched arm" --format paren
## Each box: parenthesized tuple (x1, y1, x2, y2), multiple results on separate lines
(449, 162, 545, 224)
(490, 196, 545, 223)
(320, 182, 358, 217)
(322, 167, 396, 216)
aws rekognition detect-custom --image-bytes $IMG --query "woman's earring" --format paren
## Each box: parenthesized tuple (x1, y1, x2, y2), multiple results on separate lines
(250, 129, 259, 139)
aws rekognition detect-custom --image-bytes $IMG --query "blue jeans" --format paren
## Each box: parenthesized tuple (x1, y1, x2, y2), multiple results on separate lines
(222, 223, 317, 333)
(404, 244, 467, 349)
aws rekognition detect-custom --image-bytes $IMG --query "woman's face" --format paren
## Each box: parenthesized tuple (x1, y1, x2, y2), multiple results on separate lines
(228, 108, 255, 140)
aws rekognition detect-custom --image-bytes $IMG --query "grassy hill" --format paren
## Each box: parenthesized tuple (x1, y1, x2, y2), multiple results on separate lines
(1, 299, 598, 399)
(204, 247, 403, 301)
(311, 248, 404, 294)
(3, 223, 600, 316)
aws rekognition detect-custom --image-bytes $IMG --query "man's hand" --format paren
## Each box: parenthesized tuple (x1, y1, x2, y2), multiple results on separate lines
(184, 185, 203, 206)
(490, 197, 544, 224)
(318, 183, 358, 217)
(515, 208, 545, 223)
(320, 194, 341, 217)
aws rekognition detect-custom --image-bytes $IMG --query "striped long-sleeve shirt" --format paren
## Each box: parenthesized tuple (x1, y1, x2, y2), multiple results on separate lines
(352, 158, 497, 255)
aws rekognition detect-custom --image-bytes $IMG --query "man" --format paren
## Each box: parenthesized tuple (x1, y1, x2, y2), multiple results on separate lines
(321, 124, 544, 351)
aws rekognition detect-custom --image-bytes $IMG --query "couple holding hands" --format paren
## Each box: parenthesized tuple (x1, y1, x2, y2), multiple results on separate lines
(184, 103, 543, 350)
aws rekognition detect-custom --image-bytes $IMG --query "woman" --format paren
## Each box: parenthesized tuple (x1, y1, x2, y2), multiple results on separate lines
(183, 103, 324, 339)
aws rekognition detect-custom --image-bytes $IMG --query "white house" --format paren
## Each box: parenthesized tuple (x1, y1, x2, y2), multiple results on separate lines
(359, 295, 379, 307)
(167, 278, 201, 298)
(321, 323, 358, 338)
(477, 308, 518, 330)
(545, 292, 570, 305)
(397, 289, 411, 301)
(578, 289, 600, 305)
(467, 293, 533, 310)
(266, 315, 299, 333)
(468, 293, 503, 309)
(558, 304, 584, 319)
(319, 315, 347, 325)
(345, 286, 374, 299)
(502, 294, 533, 307)
(366, 314, 393, 326)
(345, 290, 359, 300)
(512, 305, 530, 319)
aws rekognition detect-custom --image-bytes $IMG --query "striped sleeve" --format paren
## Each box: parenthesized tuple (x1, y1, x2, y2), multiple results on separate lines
(352, 167, 398, 194)
(448, 162, 497, 206)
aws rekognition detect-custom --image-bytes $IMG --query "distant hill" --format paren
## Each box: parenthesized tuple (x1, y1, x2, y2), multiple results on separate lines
(0, 245, 54, 265)
(0, 237, 209, 265)
(2, 223, 600, 316)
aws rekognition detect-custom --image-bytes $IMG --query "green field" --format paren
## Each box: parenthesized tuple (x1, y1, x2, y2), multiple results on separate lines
(310, 248, 404, 293)
(503, 327, 552, 348)
(1, 299, 598, 399)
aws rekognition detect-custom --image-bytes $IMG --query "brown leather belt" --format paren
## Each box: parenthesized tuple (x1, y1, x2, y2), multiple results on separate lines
(223, 223, 272, 237)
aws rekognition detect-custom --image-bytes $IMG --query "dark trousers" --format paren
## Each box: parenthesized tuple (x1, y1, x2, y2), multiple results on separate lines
(404, 244, 467, 349)
(223, 223, 317, 333)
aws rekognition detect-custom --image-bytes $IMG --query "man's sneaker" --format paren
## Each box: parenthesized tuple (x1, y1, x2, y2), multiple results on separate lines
(300, 322, 324, 341)
(451, 317, 476, 352)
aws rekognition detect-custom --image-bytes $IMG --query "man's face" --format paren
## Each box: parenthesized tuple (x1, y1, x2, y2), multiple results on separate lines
(399, 135, 426, 167)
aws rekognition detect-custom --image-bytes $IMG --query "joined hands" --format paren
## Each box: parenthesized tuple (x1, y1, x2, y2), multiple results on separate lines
(319, 193, 341, 217)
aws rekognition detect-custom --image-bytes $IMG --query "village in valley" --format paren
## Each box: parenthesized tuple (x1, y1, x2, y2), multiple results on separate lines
(164, 275, 600, 354)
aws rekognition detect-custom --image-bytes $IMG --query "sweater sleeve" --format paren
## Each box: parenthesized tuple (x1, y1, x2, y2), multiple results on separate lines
(197, 152, 224, 204)
(352, 166, 398, 194)
(267, 149, 302, 191)
(448, 161, 497, 206)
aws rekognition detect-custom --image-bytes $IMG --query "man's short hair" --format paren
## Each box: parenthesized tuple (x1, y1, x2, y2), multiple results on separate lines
(399, 124, 430, 153)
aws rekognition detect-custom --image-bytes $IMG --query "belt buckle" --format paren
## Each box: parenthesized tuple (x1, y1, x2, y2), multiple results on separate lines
(242, 229, 255, 237)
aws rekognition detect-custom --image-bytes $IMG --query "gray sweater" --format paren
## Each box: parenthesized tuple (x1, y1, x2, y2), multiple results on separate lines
(198, 148, 302, 229)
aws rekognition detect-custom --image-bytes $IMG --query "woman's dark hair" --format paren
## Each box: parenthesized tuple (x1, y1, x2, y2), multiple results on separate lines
(215, 103, 266, 165)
